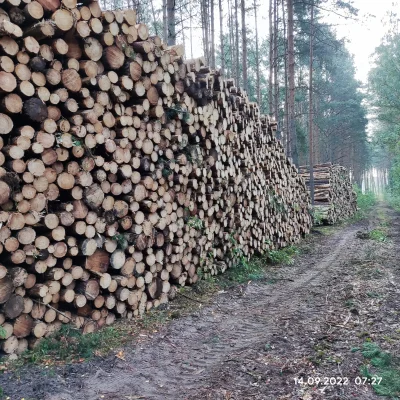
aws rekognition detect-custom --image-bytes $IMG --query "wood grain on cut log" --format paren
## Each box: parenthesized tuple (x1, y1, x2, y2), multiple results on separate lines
(3, 294, 24, 319)
(52, 9, 73, 31)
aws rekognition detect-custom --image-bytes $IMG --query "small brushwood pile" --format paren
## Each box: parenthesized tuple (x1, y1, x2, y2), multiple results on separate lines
(299, 163, 357, 224)
(0, 0, 312, 357)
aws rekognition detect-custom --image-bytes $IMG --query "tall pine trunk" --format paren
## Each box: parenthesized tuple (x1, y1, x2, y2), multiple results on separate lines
(235, 0, 240, 85)
(201, 0, 210, 64)
(273, 0, 279, 124)
(287, 0, 298, 164)
(268, 0, 273, 114)
(254, 0, 260, 105)
(282, 0, 289, 153)
(162, 0, 167, 42)
(241, 0, 247, 92)
(309, 1, 315, 206)
(150, 0, 158, 36)
(189, 2, 193, 58)
(219, 0, 225, 74)
(211, 0, 215, 68)
(167, 0, 175, 45)
(228, 0, 234, 77)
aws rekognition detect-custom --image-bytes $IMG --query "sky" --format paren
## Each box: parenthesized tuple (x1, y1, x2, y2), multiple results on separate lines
(332, 0, 398, 83)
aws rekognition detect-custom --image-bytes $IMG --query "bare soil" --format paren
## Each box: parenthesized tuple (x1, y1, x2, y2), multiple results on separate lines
(1, 203, 400, 400)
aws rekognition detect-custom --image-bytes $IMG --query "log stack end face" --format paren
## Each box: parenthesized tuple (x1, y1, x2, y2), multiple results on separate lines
(0, 0, 312, 354)
(299, 163, 357, 224)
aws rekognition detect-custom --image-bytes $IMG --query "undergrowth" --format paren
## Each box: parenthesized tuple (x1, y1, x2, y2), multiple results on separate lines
(3, 311, 170, 368)
(360, 342, 400, 397)
(353, 185, 377, 220)
(216, 245, 300, 286)
(266, 246, 300, 265)
(18, 325, 129, 365)
(368, 228, 388, 242)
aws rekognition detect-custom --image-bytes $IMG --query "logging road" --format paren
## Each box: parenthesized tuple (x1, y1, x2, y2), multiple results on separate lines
(3, 203, 400, 400)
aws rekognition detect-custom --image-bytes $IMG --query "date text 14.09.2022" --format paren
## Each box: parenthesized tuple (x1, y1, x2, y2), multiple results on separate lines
(294, 376, 382, 386)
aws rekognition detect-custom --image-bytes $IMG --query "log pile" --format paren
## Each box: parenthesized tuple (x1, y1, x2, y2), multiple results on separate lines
(299, 163, 357, 224)
(0, 0, 312, 356)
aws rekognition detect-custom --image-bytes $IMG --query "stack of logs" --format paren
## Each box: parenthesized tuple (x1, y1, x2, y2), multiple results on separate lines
(0, 0, 312, 357)
(299, 163, 357, 224)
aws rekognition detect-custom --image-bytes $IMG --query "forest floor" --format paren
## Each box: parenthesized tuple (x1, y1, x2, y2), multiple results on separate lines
(1, 203, 400, 400)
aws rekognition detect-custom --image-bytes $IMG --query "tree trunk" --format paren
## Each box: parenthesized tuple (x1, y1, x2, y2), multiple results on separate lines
(228, 0, 234, 77)
(189, 2, 193, 59)
(254, 0, 260, 104)
(167, 0, 176, 45)
(211, 0, 215, 69)
(287, 0, 298, 165)
(282, 0, 289, 154)
(162, 0, 167, 44)
(201, 0, 209, 64)
(234, 0, 240, 86)
(309, 0, 315, 206)
(269, 0, 273, 115)
(273, 0, 279, 124)
(241, 0, 247, 92)
(150, 0, 159, 36)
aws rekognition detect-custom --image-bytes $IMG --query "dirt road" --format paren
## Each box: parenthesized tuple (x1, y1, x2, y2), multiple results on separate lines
(2, 204, 399, 400)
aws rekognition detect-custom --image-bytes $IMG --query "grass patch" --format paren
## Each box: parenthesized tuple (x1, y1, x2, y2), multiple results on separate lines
(368, 229, 388, 242)
(17, 324, 131, 365)
(353, 185, 376, 220)
(266, 246, 300, 265)
(213, 245, 300, 287)
(360, 342, 400, 397)
(217, 257, 266, 285)
(3, 310, 171, 368)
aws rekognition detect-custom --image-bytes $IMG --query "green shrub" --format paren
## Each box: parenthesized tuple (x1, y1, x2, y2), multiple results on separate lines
(354, 185, 376, 214)
(266, 246, 300, 265)
(360, 342, 400, 397)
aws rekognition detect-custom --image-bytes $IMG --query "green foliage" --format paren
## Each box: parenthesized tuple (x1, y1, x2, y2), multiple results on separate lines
(221, 256, 265, 284)
(186, 216, 203, 230)
(23, 325, 128, 364)
(368, 229, 388, 242)
(360, 342, 400, 397)
(354, 185, 376, 215)
(310, 208, 324, 226)
(71, 136, 83, 147)
(112, 233, 128, 250)
(0, 326, 7, 340)
(369, 33, 400, 206)
(228, 233, 249, 270)
(166, 104, 190, 122)
(266, 246, 299, 265)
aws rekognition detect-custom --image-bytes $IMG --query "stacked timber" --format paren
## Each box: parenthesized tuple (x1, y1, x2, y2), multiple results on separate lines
(0, 0, 312, 356)
(299, 163, 357, 224)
